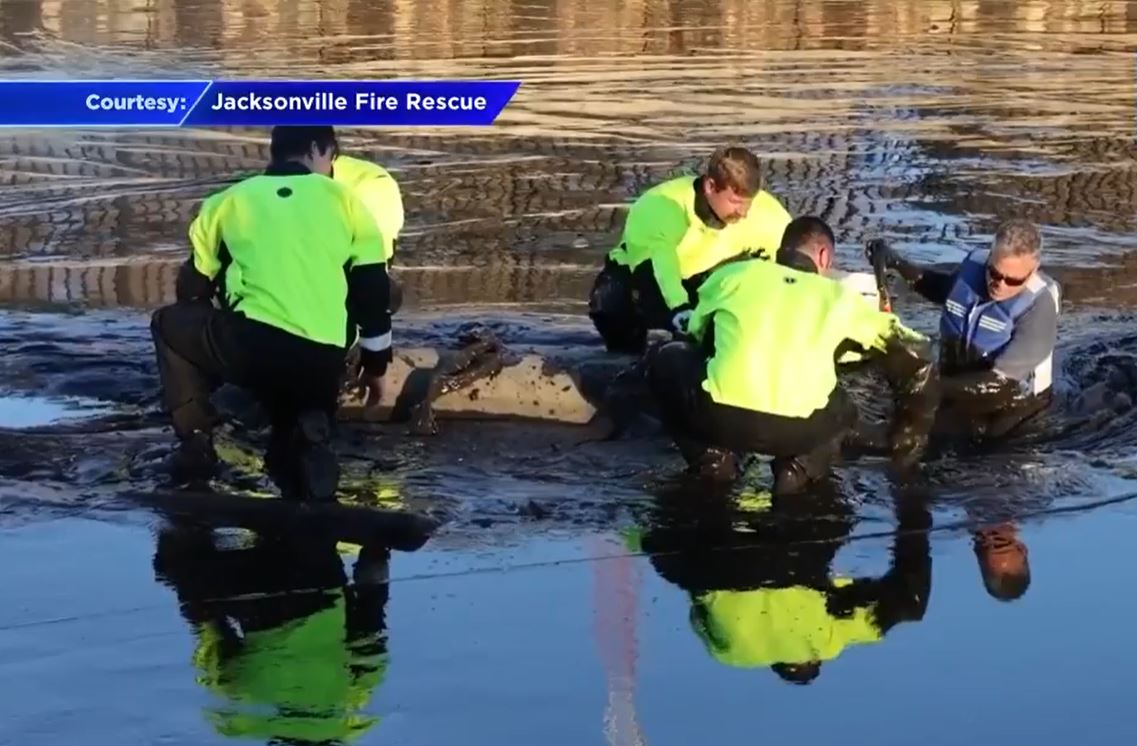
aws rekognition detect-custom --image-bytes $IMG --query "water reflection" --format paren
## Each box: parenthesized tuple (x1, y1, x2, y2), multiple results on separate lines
(637, 479, 932, 681)
(0, 0, 1136, 290)
(152, 525, 393, 745)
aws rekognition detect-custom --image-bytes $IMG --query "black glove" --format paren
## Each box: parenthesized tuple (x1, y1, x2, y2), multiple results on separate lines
(358, 346, 393, 378)
(866, 238, 926, 287)
(865, 238, 898, 273)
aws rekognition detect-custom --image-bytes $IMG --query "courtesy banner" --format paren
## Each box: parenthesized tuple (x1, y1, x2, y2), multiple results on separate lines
(0, 80, 521, 126)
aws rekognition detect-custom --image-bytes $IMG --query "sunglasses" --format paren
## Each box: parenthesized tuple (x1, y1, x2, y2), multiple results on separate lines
(986, 264, 1031, 287)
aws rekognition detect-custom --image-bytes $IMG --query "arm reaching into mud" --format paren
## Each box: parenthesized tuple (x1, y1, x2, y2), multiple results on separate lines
(866, 239, 956, 306)
(837, 293, 941, 463)
(344, 190, 392, 384)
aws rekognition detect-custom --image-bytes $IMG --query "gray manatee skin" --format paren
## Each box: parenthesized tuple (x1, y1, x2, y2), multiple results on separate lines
(214, 344, 637, 429)
(338, 346, 636, 426)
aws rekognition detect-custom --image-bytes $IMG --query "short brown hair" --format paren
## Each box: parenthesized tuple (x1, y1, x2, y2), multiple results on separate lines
(992, 219, 1042, 259)
(706, 146, 762, 196)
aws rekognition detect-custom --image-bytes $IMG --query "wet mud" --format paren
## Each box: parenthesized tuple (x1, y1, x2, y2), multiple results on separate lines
(5, 303, 1137, 550)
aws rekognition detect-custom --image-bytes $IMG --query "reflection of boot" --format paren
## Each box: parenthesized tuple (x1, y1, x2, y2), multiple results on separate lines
(353, 544, 391, 586)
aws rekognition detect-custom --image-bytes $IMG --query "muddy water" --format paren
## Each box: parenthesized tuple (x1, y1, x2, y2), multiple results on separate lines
(4, 0, 1137, 743)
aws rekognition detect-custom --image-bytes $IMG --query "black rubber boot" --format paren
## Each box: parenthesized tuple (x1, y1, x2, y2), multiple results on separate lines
(168, 430, 219, 485)
(294, 410, 340, 502)
(676, 436, 740, 482)
(771, 435, 843, 496)
(267, 412, 339, 502)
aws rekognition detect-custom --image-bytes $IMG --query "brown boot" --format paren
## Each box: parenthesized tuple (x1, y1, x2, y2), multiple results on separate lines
(676, 436, 740, 482)
(771, 435, 842, 495)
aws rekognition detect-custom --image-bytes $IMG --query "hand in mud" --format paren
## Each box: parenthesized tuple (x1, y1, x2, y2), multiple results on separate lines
(888, 419, 930, 471)
(355, 373, 385, 410)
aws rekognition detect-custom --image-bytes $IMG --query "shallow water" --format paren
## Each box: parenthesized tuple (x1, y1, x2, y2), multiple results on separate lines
(6, 504, 1137, 746)
(4, 0, 1137, 742)
(0, 391, 112, 427)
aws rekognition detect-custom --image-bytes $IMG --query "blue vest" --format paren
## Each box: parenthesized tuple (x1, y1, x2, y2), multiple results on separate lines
(939, 249, 1052, 377)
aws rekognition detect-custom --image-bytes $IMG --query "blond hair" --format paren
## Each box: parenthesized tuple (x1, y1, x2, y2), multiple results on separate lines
(706, 146, 763, 197)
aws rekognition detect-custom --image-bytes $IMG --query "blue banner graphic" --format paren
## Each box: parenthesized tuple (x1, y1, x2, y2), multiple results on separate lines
(0, 80, 521, 126)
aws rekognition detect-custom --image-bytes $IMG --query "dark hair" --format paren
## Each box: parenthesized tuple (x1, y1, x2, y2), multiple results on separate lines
(771, 662, 821, 685)
(779, 215, 835, 254)
(269, 126, 338, 163)
(706, 146, 763, 196)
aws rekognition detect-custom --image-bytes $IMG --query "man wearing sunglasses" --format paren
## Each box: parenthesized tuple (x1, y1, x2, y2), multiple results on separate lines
(866, 219, 1060, 441)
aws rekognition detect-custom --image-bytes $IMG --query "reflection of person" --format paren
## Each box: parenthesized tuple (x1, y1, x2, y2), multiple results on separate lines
(588, 146, 791, 354)
(639, 483, 931, 684)
(867, 220, 1060, 442)
(645, 216, 938, 491)
(972, 523, 1031, 602)
(152, 526, 391, 744)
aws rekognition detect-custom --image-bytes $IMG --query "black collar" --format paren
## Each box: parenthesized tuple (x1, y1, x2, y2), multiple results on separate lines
(264, 160, 312, 177)
(693, 176, 727, 230)
(776, 249, 820, 274)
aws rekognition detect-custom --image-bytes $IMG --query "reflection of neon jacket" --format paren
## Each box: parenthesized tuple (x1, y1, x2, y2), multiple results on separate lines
(690, 583, 882, 668)
(333, 155, 404, 263)
(191, 591, 387, 744)
(607, 175, 791, 312)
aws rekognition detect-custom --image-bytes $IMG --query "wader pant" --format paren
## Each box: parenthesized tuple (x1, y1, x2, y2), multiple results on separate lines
(930, 390, 1053, 451)
(151, 300, 347, 501)
(647, 340, 862, 493)
(588, 258, 700, 355)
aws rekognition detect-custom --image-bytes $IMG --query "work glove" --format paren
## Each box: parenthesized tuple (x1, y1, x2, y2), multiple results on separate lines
(865, 238, 898, 272)
(670, 308, 693, 336)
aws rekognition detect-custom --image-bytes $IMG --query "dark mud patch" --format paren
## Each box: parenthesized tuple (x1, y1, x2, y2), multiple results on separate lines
(5, 307, 1137, 547)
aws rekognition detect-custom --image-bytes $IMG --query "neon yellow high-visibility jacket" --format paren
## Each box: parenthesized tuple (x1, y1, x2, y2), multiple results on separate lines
(607, 175, 792, 311)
